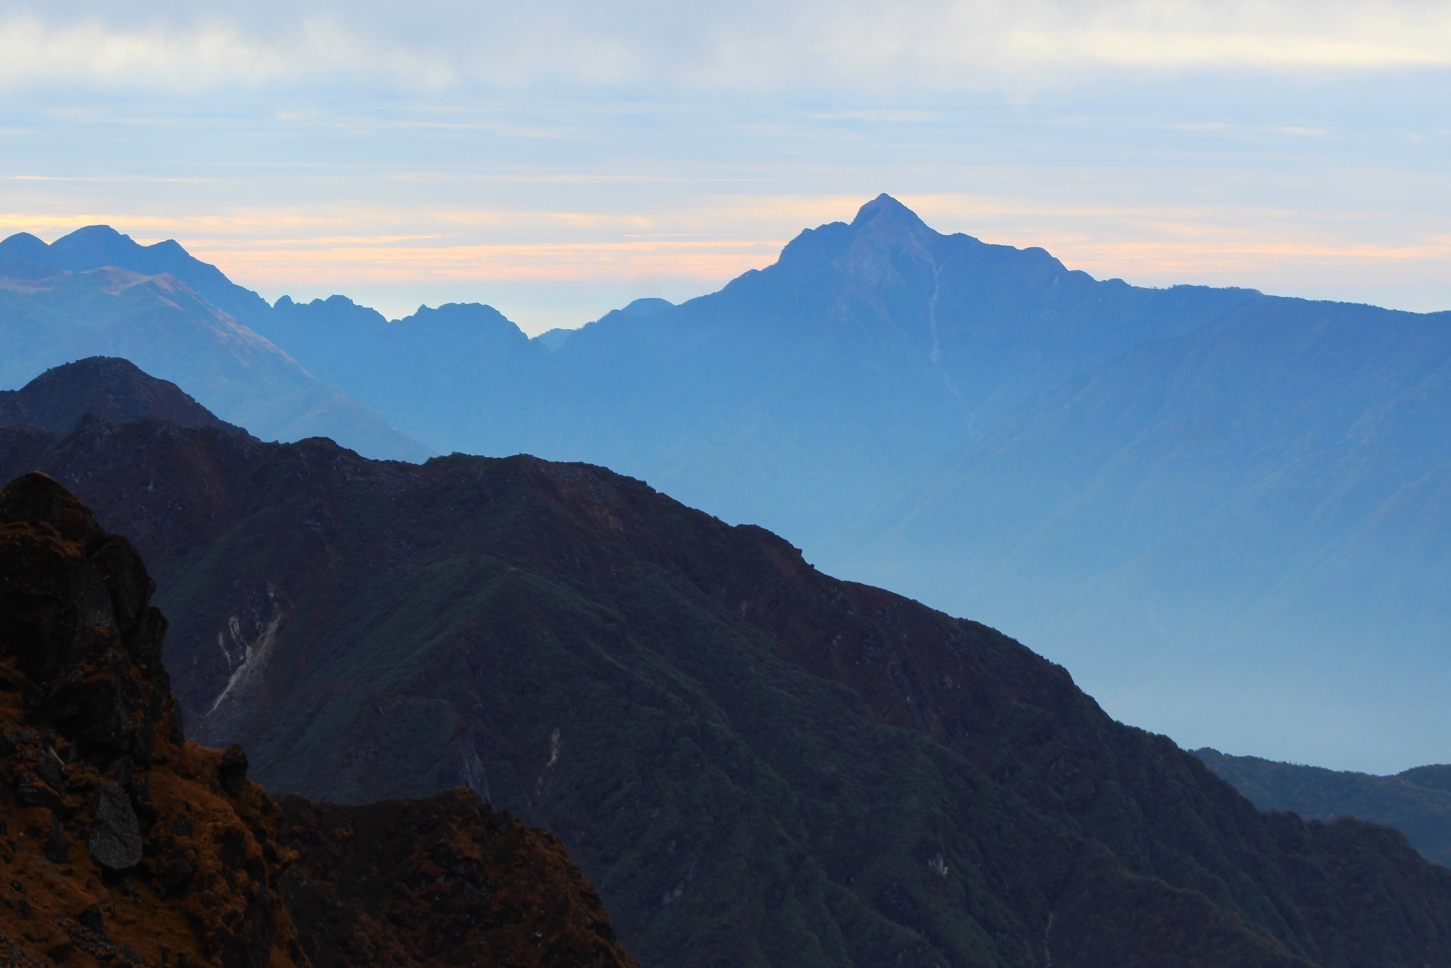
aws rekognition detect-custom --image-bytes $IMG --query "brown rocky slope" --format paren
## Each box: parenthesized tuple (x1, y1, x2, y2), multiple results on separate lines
(0, 471, 638, 968)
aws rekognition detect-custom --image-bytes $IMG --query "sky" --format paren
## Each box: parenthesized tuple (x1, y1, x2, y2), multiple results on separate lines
(1, 0, 1449, 333)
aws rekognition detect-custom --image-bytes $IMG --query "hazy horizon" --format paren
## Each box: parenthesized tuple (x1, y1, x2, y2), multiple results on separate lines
(2, 0, 1448, 331)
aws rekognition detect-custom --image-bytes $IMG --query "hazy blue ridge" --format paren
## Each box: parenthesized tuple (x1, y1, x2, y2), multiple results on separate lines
(260, 295, 547, 453)
(0, 255, 431, 462)
(1197, 749, 1451, 868)
(0, 225, 273, 326)
(836, 290, 1451, 767)
(254, 195, 1262, 548)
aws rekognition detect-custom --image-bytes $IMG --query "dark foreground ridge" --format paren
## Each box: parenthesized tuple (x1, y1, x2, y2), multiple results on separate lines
(0, 471, 639, 968)
(6, 359, 1451, 967)
(0, 357, 226, 436)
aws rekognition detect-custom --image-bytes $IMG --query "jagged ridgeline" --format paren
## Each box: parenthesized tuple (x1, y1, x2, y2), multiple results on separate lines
(5, 361, 1451, 967)
(0, 233, 430, 463)
(0, 471, 639, 967)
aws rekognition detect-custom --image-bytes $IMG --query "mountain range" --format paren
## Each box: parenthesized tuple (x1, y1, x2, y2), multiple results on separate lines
(4, 357, 1451, 968)
(253, 197, 1259, 544)
(4, 199, 1449, 769)
(0, 229, 429, 463)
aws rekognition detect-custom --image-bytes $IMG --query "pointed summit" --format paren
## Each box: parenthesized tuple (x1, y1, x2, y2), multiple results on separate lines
(851, 193, 926, 227)
(846, 193, 942, 257)
(768, 194, 947, 281)
(830, 194, 946, 286)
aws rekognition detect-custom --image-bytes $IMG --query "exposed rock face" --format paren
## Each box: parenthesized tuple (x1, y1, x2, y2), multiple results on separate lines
(0, 471, 298, 968)
(0, 472, 638, 968)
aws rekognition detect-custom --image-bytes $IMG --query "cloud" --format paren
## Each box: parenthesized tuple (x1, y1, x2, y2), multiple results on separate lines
(0, 14, 453, 92)
(2, 0, 1449, 94)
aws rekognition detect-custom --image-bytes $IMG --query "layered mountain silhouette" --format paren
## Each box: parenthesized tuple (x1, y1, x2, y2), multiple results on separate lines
(0, 233, 428, 462)
(1197, 749, 1451, 869)
(255, 198, 1451, 769)
(9, 200, 1450, 768)
(0, 469, 638, 968)
(5, 358, 1451, 968)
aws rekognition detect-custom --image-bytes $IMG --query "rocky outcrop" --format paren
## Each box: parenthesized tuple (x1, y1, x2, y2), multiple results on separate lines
(0, 472, 638, 968)
(0, 471, 297, 968)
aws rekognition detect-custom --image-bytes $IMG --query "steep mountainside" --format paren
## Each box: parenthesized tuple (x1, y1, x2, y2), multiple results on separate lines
(6, 362, 1451, 968)
(1198, 749, 1451, 868)
(0, 470, 638, 968)
(0, 262, 427, 463)
(838, 293, 1451, 767)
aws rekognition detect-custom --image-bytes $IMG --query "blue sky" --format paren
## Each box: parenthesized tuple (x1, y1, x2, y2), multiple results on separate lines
(2, 0, 1448, 332)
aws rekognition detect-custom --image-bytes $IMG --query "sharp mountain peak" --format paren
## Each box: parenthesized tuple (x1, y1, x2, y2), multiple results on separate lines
(851, 192, 936, 233)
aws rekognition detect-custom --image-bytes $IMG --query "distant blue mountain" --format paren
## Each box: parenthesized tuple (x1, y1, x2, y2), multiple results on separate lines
(263, 195, 1259, 541)
(835, 292, 1451, 766)
(0, 232, 429, 461)
(0, 225, 272, 325)
(1196, 748, 1451, 868)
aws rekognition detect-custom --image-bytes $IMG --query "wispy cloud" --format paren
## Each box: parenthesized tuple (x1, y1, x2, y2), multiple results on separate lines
(0, 14, 452, 92)
(3, 1, 1449, 94)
